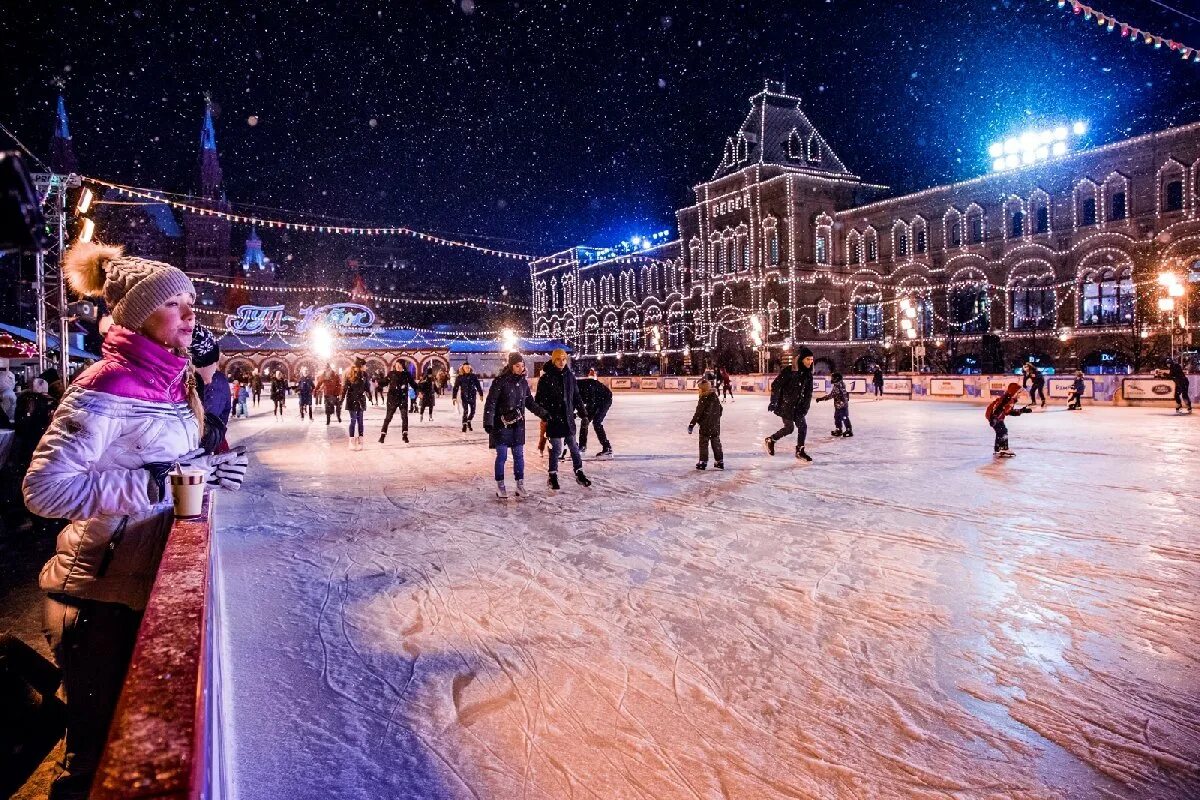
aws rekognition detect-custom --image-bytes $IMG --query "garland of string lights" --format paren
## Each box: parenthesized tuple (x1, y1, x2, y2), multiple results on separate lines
(1051, 0, 1200, 62)
(84, 176, 537, 261)
(192, 305, 531, 339)
(191, 275, 531, 310)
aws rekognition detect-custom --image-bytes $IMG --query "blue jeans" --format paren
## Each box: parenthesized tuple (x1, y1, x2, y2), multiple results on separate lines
(548, 433, 583, 473)
(348, 408, 364, 437)
(494, 445, 526, 481)
(834, 407, 851, 432)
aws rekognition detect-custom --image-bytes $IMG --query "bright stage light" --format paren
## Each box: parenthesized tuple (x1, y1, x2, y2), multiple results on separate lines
(988, 142, 1003, 158)
(1072, 121, 1088, 136)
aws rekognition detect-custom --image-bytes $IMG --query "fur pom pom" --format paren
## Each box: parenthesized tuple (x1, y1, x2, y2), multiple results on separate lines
(63, 241, 123, 297)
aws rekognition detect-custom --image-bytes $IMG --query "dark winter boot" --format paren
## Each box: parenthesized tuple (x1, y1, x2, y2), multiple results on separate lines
(843, 428, 853, 438)
(596, 446, 613, 460)
(575, 469, 592, 487)
(462, 422, 468, 432)
(402, 432, 409, 443)
(695, 462, 707, 470)
(379, 432, 386, 444)
(764, 437, 775, 456)
(830, 430, 842, 437)
(795, 447, 813, 462)
(714, 461, 725, 470)
(548, 472, 561, 491)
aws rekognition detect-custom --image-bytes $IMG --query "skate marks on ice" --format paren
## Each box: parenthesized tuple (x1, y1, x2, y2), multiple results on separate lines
(217, 399, 1200, 799)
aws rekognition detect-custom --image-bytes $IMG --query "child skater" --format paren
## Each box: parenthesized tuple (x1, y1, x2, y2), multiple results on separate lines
(986, 382, 1031, 457)
(815, 371, 852, 437)
(1066, 371, 1085, 411)
(688, 378, 724, 470)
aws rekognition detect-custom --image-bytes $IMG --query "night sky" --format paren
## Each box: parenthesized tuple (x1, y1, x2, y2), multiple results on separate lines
(4, 0, 1200, 259)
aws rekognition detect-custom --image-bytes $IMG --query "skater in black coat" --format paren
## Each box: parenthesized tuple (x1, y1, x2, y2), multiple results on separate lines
(342, 365, 370, 449)
(765, 347, 815, 461)
(452, 364, 484, 432)
(533, 349, 591, 489)
(1164, 360, 1193, 413)
(576, 376, 613, 456)
(296, 367, 315, 420)
(379, 364, 414, 443)
(483, 353, 548, 498)
(1022, 363, 1046, 408)
(270, 370, 288, 416)
(815, 372, 852, 437)
(416, 372, 437, 420)
(688, 379, 724, 470)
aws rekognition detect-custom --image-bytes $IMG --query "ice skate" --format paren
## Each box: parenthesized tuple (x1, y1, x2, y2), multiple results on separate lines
(764, 437, 775, 455)
(379, 433, 386, 443)
(548, 472, 561, 490)
(348, 437, 355, 451)
(595, 446, 613, 460)
(402, 432, 409, 443)
(495, 481, 508, 499)
(843, 430, 854, 438)
(830, 430, 842, 437)
(575, 469, 592, 487)
(713, 461, 725, 470)
(695, 462, 707, 470)
(514, 480, 526, 497)
(462, 422, 468, 432)
(795, 447, 812, 462)
(996, 450, 1016, 458)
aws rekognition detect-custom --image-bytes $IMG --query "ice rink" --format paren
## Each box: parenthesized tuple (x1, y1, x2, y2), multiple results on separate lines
(216, 392, 1200, 799)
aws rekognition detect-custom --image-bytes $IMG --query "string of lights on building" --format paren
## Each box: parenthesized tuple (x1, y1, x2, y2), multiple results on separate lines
(81, 176, 538, 260)
(1052, 0, 1200, 62)
(190, 276, 531, 310)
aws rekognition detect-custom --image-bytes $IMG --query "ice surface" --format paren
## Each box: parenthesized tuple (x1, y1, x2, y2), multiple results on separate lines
(216, 395, 1200, 799)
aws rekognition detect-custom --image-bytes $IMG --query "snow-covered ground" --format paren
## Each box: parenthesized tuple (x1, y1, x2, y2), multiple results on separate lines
(216, 393, 1200, 799)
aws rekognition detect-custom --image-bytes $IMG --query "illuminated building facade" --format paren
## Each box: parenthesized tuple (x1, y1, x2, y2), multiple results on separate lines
(531, 82, 1200, 374)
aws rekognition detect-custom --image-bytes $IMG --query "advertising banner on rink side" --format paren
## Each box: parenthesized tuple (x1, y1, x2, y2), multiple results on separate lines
(662, 378, 683, 390)
(883, 377, 912, 395)
(842, 378, 870, 394)
(1048, 377, 1093, 399)
(1122, 378, 1176, 401)
(930, 378, 965, 397)
(610, 378, 632, 390)
(988, 378, 1014, 396)
(639, 378, 659, 390)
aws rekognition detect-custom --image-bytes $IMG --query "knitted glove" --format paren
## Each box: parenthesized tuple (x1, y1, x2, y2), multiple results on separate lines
(208, 446, 249, 491)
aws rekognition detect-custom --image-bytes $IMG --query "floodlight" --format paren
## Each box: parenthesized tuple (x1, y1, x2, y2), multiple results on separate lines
(1051, 141, 1068, 156)
(1072, 121, 1088, 135)
(988, 142, 1003, 158)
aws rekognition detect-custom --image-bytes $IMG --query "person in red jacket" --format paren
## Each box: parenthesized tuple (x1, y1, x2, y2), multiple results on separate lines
(986, 382, 1031, 457)
(316, 365, 343, 425)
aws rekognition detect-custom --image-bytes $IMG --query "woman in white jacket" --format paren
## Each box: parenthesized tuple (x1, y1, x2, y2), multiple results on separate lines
(23, 241, 246, 800)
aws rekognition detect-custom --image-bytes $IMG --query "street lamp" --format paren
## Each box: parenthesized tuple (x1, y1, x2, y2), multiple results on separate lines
(749, 314, 766, 374)
(652, 324, 665, 375)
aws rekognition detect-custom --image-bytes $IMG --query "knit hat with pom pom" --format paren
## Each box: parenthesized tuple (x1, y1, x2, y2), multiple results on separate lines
(63, 241, 195, 331)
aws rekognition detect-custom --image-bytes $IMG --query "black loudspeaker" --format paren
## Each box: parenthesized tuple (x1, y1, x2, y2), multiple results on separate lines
(981, 334, 1004, 374)
(0, 152, 49, 254)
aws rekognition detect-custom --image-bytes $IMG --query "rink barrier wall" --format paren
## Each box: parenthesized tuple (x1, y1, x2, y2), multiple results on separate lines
(586, 374, 1199, 407)
(94, 494, 217, 800)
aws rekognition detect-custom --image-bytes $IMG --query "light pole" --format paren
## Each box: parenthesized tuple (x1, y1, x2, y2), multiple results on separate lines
(1158, 271, 1186, 362)
(749, 314, 766, 374)
(899, 298, 919, 371)
(652, 324, 665, 375)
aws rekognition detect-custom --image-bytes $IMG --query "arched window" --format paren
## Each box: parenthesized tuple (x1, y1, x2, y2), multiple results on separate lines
(864, 229, 878, 262)
(912, 217, 927, 255)
(1010, 210, 1024, 238)
(621, 311, 640, 352)
(1079, 267, 1134, 325)
(710, 233, 723, 275)
(815, 214, 832, 265)
(585, 315, 600, 354)
(767, 299, 780, 333)
(851, 289, 883, 341)
(1158, 159, 1186, 215)
(739, 232, 750, 271)
(893, 220, 909, 259)
(846, 230, 862, 265)
(601, 313, 618, 352)
(1010, 275, 1056, 330)
(1029, 189, 1051, 235)
(736, 134, 749, 163)
(949, 281, 989, 333)
(1104, 173, 1129, 222)
(807, 133, 821, 162)
(786, 129, 803, 160)
(1075, 181, 1099, 227)
(816, 298, 831, 333)
(965, 204, 984, 244)
(945, 208, 962, 248)
(763, 218, 780, 265)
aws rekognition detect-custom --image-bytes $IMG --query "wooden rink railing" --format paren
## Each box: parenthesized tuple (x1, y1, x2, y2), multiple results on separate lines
(93, 493, 219, 800)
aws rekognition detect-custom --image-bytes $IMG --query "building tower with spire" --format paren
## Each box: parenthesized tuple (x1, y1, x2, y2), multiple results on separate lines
(184, 96, 233, 290)
(49, 93, 78, 174)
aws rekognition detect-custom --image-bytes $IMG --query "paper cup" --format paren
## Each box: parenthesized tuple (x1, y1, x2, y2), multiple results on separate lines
(170, 467, 207, 518)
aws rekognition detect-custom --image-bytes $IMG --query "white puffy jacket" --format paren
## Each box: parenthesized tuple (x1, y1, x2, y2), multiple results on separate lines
(23, 327, 200, 610)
